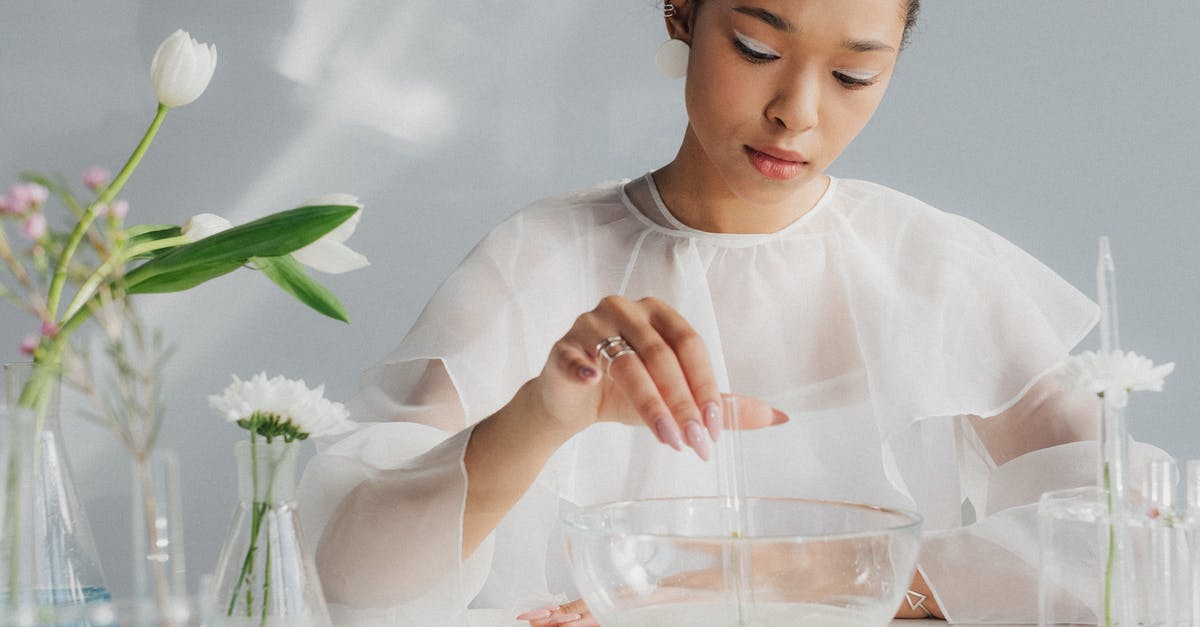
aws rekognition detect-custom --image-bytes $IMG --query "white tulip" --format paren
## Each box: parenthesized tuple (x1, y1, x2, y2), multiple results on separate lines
(292, 194, 370, 274)
(150, 29, 217, 108)
(182, 213, 233, 241)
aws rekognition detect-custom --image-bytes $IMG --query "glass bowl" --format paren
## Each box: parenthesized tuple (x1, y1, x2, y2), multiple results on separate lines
(561, 497, 922, 627)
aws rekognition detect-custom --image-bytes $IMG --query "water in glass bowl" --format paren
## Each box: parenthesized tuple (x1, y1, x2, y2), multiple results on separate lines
(607, 600, 888, 627)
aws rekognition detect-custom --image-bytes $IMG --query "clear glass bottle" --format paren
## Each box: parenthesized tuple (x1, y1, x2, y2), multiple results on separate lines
(2, 361, 110, 620)
(210, 438, 331, 627)
(131, 448, 190, 621)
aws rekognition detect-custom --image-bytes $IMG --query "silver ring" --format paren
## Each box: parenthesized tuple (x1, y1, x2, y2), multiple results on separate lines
(664, 2, 677, 18)
(595, 335, 636, 374)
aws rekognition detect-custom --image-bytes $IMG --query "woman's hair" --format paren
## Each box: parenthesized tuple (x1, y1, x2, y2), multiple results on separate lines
(900, 0, 921, 49)
(680, 1, 922, 50)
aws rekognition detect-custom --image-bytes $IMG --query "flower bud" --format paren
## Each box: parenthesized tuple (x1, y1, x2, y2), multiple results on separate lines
(40, 320, 59, 338)
(82, 166, 110, 191)
(21, 213, 47, 241)
(149, 29, 217, 108)
(4, 182, 48, 213)
(109, 199, 129, 220)
(19, 334, 38, 356)
(182, 213, 233, 241)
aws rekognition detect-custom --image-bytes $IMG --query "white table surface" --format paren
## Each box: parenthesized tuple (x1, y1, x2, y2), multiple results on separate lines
(465, 608, 1025, 626)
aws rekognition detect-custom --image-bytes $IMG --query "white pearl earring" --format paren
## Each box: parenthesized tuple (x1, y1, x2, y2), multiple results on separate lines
(655, 39, 690, 79)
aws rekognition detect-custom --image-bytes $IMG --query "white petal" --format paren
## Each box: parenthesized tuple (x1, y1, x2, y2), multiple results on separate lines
(149, 29, 217, 107)
(293, 238, 370, 274)
(182, 213, 233, 241)
(302, 193, 361, 210)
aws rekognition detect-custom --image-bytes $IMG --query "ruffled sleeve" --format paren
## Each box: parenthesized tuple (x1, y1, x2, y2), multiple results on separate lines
(297, 186, 623, 624)
(835, 183, 1099, 441)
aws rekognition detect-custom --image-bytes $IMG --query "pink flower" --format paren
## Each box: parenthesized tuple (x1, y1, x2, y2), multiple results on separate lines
(0, 194, 16, 215)
(24, 183, 49, 206)
(82, 166, 110, 191)
(21, 213, 47, 240)
(4, 184, 31, 213)
(19, 334, 38, 356)
(95, 199, 130, 219)
(108, 199, 129, 220)
(10, 183, 48, 208)
(40, 320, 58, 338)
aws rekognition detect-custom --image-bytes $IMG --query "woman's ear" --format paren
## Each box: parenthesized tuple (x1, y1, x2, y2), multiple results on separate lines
(665, 0, 698, 45)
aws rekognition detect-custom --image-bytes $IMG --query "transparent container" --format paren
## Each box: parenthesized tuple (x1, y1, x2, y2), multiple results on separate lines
(1039, 484, 1191, 626)
(2, 362, 110, 623)
(561, 496, 922, 627)
(210, 439, 331, 627)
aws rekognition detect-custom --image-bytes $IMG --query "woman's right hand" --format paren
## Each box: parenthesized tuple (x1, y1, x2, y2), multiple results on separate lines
(521, 295, 787, 460)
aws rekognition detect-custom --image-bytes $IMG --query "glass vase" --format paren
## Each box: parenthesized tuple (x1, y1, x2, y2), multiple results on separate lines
(210, 438, 331, 627)
(131, 448, 190, 623)
(2, 361, 110, 622)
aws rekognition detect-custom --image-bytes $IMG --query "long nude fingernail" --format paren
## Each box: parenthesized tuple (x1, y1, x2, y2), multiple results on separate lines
(702, 401, 722, 442)
(655, 417, 684, 451)
(516, 607, 554, 620)
(684, 420, 711, 461)
(772, 409, 790, 425)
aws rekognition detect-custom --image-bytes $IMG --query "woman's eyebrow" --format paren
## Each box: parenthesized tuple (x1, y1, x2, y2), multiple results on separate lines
(732, 6, 794, 32)
(843, 38, 895, 53)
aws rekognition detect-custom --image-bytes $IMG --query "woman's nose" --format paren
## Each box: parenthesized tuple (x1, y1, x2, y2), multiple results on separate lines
(765, 73, 820, 132)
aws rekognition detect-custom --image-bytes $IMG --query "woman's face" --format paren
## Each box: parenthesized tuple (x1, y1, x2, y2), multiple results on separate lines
(674, 0, 906, 207)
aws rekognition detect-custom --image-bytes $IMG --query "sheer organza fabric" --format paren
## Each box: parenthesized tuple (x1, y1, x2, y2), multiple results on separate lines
(298, 176, 1143, 625)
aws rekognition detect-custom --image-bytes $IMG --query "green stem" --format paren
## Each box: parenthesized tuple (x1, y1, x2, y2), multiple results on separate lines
(228, 432, 264, 617)
(45, 104, 167, 323)
(1104, 462, 1114, 627)
(61, 234, 189, 321)
(5, 358, 58, 608)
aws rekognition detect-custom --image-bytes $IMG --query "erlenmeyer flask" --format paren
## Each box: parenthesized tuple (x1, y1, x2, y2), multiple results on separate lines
(3, 361, 110, 617)
(210, 438, 331, 627)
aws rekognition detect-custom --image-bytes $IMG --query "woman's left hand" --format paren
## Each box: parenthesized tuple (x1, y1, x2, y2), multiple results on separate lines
(516, 599, 597, 626)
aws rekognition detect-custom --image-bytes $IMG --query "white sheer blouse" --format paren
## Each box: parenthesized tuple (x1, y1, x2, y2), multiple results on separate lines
(298, 175, 1150, 625)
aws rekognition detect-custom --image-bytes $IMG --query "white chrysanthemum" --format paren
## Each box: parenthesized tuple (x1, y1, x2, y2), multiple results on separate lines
(208, 372, 355, 438)
(1059, 350, 1175, 408)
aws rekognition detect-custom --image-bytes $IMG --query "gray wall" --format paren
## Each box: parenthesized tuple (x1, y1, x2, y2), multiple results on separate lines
(2, 2, 1197, 597)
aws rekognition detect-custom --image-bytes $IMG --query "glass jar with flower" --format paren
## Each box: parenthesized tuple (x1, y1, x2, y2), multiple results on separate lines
(208, 373, 355, 627)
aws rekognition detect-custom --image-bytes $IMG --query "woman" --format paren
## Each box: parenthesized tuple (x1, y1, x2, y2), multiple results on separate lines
(299, 0, 1123, 623)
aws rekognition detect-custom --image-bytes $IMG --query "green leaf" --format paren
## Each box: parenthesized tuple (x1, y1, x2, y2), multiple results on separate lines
(253, 255, 350, 323)
(125, 258, 246, 293)
(18, 172, 57, 190)
(125, 204, 356, 294)
(125, 225, 182, 260)
(125, 224, 180, 239)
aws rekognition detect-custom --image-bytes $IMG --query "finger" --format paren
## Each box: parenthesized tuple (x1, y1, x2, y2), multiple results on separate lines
(562, 318, 685, 453)
(723, 394, 790, 430)
(547, 599, 598, 626)
(613, 300, 709, 460)
(518, 604, 557, 623)
(605, 350, 687, 453)
(550, 339, 603, 385)
(646, 300, 724, 442)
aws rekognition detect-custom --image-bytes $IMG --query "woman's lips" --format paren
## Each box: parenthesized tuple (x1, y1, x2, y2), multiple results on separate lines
(745, 145, 808, 181)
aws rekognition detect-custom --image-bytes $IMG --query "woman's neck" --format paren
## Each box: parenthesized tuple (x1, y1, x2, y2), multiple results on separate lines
(653, 127, 830, 234)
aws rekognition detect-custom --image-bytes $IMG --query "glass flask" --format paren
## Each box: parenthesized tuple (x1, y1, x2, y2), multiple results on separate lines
(210, 438, 331, 627)
(2, 361, 110, 624)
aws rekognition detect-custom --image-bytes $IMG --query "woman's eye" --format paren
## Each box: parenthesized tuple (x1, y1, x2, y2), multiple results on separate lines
(733, 32, 780, 63)
(833, 70, 880, 89)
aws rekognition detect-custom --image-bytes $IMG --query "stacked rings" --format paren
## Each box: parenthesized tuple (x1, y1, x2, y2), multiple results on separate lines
(595, 335, 636, 374)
